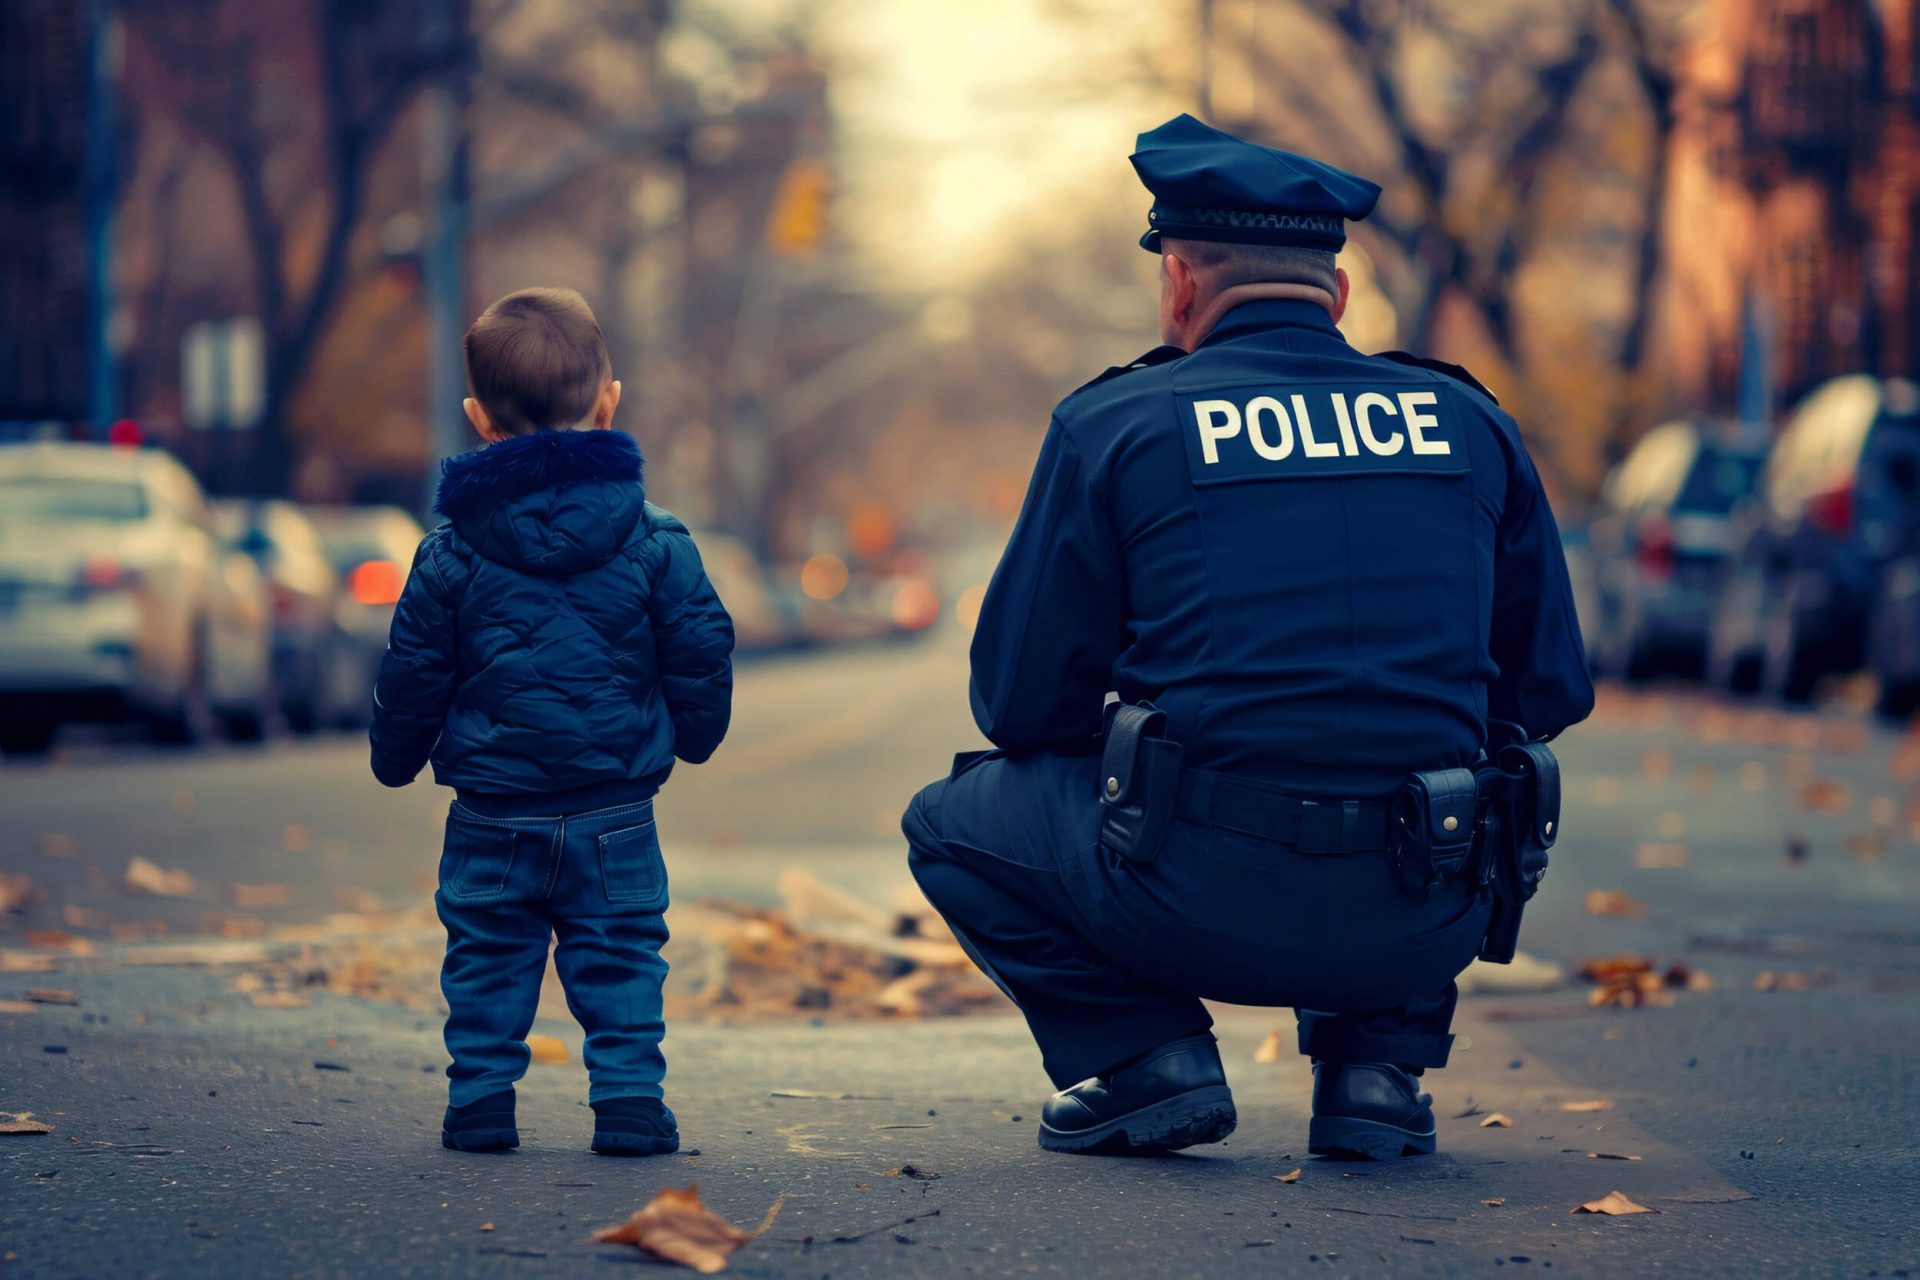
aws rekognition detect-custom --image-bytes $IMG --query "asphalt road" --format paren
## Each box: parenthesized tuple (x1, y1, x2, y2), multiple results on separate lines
(3, 628, 1919, 1277)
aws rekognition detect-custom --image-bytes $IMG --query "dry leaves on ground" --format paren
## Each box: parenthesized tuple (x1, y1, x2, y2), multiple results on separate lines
(593, 1185, 781, 1273)
(1, 951, 58, 973)
(1579, 955, 1707, 1008)
(1274, 1168, 1302, 1183)
(123, 857, 195, 898)
(25, 931, 95, 956)
(1754, 970, 1833, 993)
(1479, 1113, 1514, 1128)
(24, 988, 77, 1006)
(1560, 1099, 1614, 1113)
(1585, 890, 1648, 920)
(883, 1164, 939, 1180)
(1253, 1030, 1284, 1063)
(1573, 1190, 1658, 1215)
(0, 1112, 55, 1135)
(1482, 1197, 1506, 1208)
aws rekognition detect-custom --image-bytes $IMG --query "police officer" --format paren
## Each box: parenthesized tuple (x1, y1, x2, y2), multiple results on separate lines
(901, 114, 1593, 1160)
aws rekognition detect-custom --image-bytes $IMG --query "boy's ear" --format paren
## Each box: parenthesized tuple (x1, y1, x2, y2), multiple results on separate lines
(463, 396, 508, 444)
(593, 379, 622, 430)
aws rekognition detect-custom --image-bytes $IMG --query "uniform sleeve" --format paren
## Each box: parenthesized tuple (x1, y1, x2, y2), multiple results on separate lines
(369, 538, 461, 787)
(649, 531, 735, 764)
(969, 421, 1126, 754)
(1488, 424, 1595, 740)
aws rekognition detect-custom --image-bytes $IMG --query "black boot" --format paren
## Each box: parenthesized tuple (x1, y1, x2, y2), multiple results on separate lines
(1038, 1034, 1237, 1155)
(1307, 1062, 1437, 1159)
(442, 1089, 518, 1153)
(591, 1097, 680, 1157)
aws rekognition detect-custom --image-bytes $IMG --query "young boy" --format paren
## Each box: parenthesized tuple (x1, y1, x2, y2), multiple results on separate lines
(370, 287, 733, 1156)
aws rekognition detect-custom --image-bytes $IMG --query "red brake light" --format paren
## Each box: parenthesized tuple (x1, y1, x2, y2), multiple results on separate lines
(83, 553, 124, 587)
(107, 419, 143, 448)
(1635, 516, 1675, 579)
(349, 559, 405, 606)
(1807, 483, 1854, 536)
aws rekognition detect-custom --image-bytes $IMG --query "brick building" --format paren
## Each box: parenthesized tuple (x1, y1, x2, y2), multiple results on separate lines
(1660, 0, 1920, 416)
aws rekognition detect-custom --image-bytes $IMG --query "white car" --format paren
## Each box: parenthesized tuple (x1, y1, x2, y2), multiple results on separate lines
(0, 442, 273, 754)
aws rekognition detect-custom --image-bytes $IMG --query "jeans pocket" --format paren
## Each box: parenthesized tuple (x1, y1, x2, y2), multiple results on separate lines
(439, 813, 525, 903)
(597, 821, 668, 910)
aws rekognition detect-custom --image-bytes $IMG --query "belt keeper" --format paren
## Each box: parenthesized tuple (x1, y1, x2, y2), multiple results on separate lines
(1340, 799, 1358, 851)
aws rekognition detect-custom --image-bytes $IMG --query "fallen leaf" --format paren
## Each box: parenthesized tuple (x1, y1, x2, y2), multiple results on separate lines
(0, 1112, 55, 1135)
(1587, 1152, 1643, 1161)
(1253, 1029, 1283, 1064)
(1274, 1168, 1302, 1183)
(123, 857, 195, 898)
(1479, 1113, 1514, 1128)
(1560, 1100, 1614, 1113)
(0, 999, 37, 1013)
(1, 951, 58, 973)
(1585, 890, 1647, 920)
(1798, 779, 1852, 813)
(26, 931, 96, 956)
(24, 988, 77, 1006)
(1844, 833, 1886, 861)
(1754, 970, 1831, 993)
(1481, 1197, 1506, 1208)
(0, 871, 42, 912)
(526, 1034, 569, 1065)
(228, 883, 293, 910)
(478, 1222, 495, 1233)
(1573, 1190, 1658, 1215)
(1633, 843, 1689, 870)
(593, 1185, 754, 1273)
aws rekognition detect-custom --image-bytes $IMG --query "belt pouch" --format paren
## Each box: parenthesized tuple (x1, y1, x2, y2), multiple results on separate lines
(1098, 702, 1183, 864)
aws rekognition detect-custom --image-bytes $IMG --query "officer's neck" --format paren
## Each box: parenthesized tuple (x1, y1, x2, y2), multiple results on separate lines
(1180, 283, 1338, 351)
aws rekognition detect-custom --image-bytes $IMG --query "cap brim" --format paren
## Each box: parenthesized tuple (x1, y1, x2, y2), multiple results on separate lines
(1139, 228, 1163, 253)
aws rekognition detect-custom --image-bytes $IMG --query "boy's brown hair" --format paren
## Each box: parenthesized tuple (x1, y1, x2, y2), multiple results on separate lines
(463, 287, 611, 435)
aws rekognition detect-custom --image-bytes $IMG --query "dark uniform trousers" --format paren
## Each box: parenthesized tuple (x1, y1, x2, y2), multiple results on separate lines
(904, 751, 1492, 1089)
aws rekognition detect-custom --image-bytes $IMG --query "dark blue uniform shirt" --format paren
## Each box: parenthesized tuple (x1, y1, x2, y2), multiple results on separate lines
(969, 298, 1593, 795)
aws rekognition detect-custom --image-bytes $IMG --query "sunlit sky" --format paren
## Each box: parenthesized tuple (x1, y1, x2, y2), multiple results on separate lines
(814, 0, 1188, 287)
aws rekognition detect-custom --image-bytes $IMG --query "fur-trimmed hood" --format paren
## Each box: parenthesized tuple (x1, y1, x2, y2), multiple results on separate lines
(434, 429, 648, 576)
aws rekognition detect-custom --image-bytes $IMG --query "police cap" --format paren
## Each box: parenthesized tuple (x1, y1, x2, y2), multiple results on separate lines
(1131, 114, 1381, 254)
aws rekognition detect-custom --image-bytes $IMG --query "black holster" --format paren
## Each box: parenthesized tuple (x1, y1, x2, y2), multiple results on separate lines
(1098, 701, 1184, 864)
(1474, 740, 1561, 964)
(1391, 766, 1480, 899)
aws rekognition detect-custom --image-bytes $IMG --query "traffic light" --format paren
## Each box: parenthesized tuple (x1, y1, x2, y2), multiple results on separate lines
(766, 158, 831, 259)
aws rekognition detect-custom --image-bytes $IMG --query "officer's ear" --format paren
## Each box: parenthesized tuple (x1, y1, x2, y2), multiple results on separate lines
(1160, 250, 1200, 342)
(1330, 266, 1351, 325)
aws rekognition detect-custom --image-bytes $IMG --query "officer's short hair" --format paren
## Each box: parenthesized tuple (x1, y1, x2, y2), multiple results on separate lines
(1164, 237, 1339, 295)
(464, 287, 611, 435)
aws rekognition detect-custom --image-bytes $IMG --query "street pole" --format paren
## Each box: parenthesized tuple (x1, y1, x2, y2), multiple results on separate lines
(422, 0, 472, 488)
(84, 0, 119, 434)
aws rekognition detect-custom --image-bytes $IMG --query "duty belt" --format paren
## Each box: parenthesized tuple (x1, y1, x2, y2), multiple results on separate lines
(1175, 769, 1397, 855)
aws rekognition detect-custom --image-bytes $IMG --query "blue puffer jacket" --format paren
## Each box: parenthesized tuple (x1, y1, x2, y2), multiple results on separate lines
(370, 428, 733, 805)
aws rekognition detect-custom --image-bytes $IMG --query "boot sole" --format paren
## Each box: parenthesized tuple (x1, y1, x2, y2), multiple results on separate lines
(441, 1127, 519, 1153)
(1037, 1084, 1237, 1155)
(591, 1131, 680, 1157)
(1307, 1114, 1437, 1160)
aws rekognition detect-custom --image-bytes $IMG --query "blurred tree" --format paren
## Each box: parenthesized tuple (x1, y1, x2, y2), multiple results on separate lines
(124, 0, 465, 491)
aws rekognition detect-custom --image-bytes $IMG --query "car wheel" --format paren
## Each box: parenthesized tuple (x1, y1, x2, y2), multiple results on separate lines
(0, 715, 57, 757)
(1761, 583, 1823, 704)
(152, 630, 214, 746)
(1707, 571, 1765, 694)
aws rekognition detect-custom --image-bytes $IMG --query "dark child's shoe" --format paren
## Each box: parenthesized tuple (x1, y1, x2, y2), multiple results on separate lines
(590, 1097, 680, 1156)
(442, 1089, 519, 1153)
(1307, 1061, 1438, 1159)
(1037, 1034, 1237, 1155)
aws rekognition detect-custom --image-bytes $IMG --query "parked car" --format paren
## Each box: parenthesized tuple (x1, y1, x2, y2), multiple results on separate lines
(213, 499, 344, 733)
(1585, 420, 1765, 679)
(1708, 375, 1920, 705)
(303, 504, 426, 725)
(0, 442, 272, 752)
(691, 530, 801, 655)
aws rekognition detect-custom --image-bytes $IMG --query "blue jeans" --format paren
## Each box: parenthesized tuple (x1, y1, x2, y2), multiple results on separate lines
(435, 798, 670, 1107)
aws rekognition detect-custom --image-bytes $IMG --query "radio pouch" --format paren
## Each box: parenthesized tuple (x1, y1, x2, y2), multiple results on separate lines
(1098, 702, 1183, 864)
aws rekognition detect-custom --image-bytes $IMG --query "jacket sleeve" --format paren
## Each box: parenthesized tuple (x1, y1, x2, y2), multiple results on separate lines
(1488, 419, 1595, 740)
(650, 530, 735, 764)
(968, 420, 1126, 754)
(369, 536, 461, 787)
